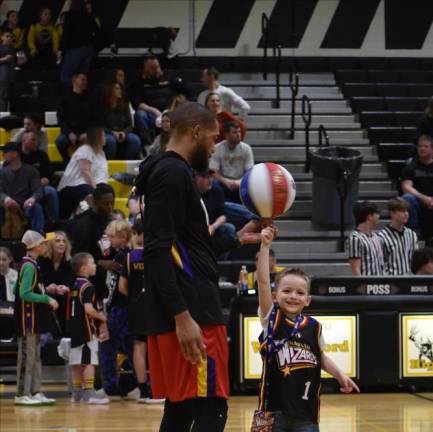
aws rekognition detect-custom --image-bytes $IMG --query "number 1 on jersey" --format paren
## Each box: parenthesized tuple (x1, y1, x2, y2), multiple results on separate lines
(302, 381, 311, 400)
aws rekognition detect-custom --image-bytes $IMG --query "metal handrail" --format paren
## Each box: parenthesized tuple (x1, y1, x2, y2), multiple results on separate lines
(261, 13, 270, 81)
(273, 43, 282, 109)
(318, 124, 330, 147)
(289, 64, 299, 139)
(302, 95, 312, 172)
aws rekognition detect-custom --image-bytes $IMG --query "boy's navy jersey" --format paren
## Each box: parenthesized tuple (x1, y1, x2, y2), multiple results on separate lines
(68, 277, 97, 348)
(260, 305, 322, 424)
(122, 248, 146, 336)
(14, 256, 48, 337)
(106, 247, 129, 310)
(136, 152, 238, 335)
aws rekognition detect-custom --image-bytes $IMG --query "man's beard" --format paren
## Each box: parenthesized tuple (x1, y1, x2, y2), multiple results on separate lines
(190, 142, 209, 172)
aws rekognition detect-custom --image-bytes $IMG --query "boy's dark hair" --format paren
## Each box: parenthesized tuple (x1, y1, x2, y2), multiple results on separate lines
(25, 113, 44, 127)
(411, 247, 433, 274)
(223, 120, 240, 133)
(417, 134, 433, 147)
(205, 67, 219, 80)
(353, 201, 379, 226)
(71, 252, 93, 275)
(388, 197, 410, 213)
(132, 220, 144, 236)
(93, 183, 114, 201)
(274, 268, 310, 293)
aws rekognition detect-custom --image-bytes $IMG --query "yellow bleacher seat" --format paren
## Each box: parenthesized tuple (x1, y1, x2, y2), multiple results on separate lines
(48, 144, 63, 162)
(114, 197, 128, 210)
(108, 160, 127, 176)
(0, 128, 10, 145)
(109, 178, 132, 199)
(46, 127, 60, 145)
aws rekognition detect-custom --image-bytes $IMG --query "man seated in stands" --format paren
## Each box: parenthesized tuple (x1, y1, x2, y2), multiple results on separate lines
(377, 198, 418, 275)
(401, 134, 433, 245)
(11, 113, 49, 153)
(349, 201, 385, 276)
(55, 73, 93, 162)
(411, 247, 433, 275)
(198, 67, 250, 120)
(130, 55, 190, 144)
(246, 248, 285, 292)
(0, 142, 44, 235)
(19, 132, 58, 224)
(210, 121, 254, 203)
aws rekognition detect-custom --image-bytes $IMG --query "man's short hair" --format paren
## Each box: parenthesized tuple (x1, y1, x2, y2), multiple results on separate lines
(417, 134, 433, 147)
(71, 252, 93, 275)
(388, 197, 410, 213)
(205, 67, 219, 80)
(353, 201, 379, 226)
(93, 183, 114, 201)
(24, 113, 44, 126)
(143, 54, 157, 65)
(170, 101, 216, 136)
(411, 247, 433, 274)
(1, 28, 13, 36)
(223, 120, 240, 134)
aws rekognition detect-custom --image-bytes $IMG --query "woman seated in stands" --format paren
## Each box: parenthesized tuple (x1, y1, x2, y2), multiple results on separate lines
(27, 7, 60, 68)
(149, 111, 171, 155)
(99, 82, 141, 160)
(104, 69, 129, 102)
(38, 231, 73, 335)
(1, 10, 25, 50)
(205, 92, 246, 142)
(57, 126, 108, 218)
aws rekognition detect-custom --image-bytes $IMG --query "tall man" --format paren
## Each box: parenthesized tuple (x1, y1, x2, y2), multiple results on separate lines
(377, 198, 418, 275)
(135, 102, 262, 431)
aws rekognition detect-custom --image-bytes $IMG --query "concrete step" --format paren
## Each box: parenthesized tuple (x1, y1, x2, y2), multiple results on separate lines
(269, 252, 349, 260)
(246, 130, 365, 141)
(276, 261, 351, 277)
(251, 107, 353, 115)
(247, 115, 358, 128)
(231, 86, 342, 99)
(271, 240, 342, 253)
(220, 72, 336, 84)
(294, 180, 392, 193)
(248, 100, 347, 110)
(290, 170, 388, 180)
(248, 138, 370, 146)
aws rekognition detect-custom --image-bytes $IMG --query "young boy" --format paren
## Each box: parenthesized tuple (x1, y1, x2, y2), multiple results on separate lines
(14, 230, 58, 406)
(69, 252, 109, 404)
(255, 227, 359, 431)
(99, 219, 136, 399)
(118, 221, 163, 404)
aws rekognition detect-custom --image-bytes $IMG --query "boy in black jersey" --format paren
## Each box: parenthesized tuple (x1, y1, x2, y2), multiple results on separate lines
(255, 227, 359, 431)
(68, 253, 109, 404)
(119, 221, 163, 404)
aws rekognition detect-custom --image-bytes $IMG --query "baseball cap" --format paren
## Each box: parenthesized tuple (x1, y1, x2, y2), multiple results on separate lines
(0, 142, 19, 154)
(21, 231, 55, 250)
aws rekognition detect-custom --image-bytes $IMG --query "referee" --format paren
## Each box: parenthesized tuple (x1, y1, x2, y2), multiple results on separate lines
(349, 201, 385, 275)
(377, 198, 418, 275)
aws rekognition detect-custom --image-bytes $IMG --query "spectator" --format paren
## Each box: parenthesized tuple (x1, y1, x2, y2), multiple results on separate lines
(1, 10, 25, 50)
(55, 73, 94, 161)
(0, 142, 44, 234)
(130, 55, 188, 144)
(401, 134, 433, 244)
(60, 0, 100, 86)
(19, 132, 59, 224)
(198, 67, 250, 119)
(148, 111, 170, 155)
(205, 92, 246, 142)
(104, 68, 129, 102)
(58, 126, 109, 218)
(155, 93, 186, 128)
(411, 247, 433, 275)
(210, 120, 254, 203)
(99, 82, 141, 160)
(27, 7, 59, 68)
(377, 198, 418, 275)
(349, 201, 385, 276)
(416, 97, 433, 139)
(38, 231, 73, 334)
(0, 246, 17, 303)
(11, 114, 49, 153)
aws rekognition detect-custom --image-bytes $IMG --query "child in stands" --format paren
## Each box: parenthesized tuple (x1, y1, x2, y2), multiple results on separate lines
(68, 252, 109, 404)
(253, 227, 359, 431)
(14, 231, 58, 406)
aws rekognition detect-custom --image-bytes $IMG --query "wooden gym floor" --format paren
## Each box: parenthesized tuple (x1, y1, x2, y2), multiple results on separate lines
(0, 385, 432, 431)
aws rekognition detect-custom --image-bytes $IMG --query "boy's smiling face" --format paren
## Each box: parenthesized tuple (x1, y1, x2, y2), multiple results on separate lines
(276, 274, 311, 318)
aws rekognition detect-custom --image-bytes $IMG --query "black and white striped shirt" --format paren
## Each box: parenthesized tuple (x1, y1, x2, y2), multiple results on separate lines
(377, 225, 418, 275)
(349, 229, 385, 275)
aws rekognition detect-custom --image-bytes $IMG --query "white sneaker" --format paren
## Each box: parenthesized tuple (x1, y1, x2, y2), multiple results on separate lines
(139, 397, 165, 405)
(124, 387, 140, 401)
(32, 392, 56, 405)
(14, 395, 41, 406)
(83, 390, 109, 405)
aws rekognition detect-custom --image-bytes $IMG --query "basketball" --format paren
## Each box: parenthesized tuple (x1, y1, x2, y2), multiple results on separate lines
(239, 162, 296, 218)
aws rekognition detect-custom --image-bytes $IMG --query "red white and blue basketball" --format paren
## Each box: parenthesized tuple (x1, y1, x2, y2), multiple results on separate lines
(239, 163, 296, 218)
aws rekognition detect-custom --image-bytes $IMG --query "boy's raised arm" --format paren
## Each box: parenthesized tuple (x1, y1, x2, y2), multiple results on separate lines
(257, 227, 275, 316)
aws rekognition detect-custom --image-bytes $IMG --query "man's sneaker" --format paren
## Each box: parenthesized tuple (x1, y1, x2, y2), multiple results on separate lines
(82, 389, 109, 405)
(123, 387, 140, 401)
(32, 392, 56, 405)
(137, 386, 164, 404)
(96, 388, 122, 401)
(14, 395, 41, 406)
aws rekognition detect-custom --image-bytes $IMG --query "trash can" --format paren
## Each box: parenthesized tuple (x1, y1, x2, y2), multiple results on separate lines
(310, 146, 363, 226)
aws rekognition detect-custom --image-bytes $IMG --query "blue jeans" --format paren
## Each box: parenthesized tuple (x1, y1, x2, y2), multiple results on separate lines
(214, 222, 237, 260)
(402, 193, 433, 239)
(61, 46, 95, 86)
(55, 133, 72, 162)
(105, 132, 141, 160)
(134, 110, 156, 131)
(272, 412, 319, 432)
(42, 185, 59, 223)
(24, 203, 45, 232)
(225, 201, 257, 225)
